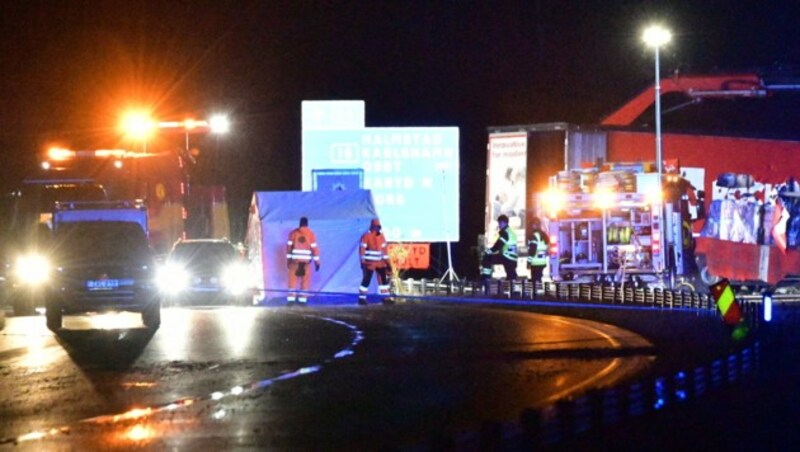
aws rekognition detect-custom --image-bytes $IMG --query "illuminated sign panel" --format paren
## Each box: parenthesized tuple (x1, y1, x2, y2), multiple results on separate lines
(302, 127, 459, 242)
(301, 101, 365, 130)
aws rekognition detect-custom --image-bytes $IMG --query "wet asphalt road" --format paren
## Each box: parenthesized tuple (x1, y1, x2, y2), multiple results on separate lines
(0, 301, 654, 449)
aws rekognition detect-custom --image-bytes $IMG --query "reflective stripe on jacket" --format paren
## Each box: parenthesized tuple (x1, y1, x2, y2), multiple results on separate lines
(490, 227, 518, 262)
(360, 230, 389, 270)
(287, 226, 319, 263)
(527, 230, 548, 266)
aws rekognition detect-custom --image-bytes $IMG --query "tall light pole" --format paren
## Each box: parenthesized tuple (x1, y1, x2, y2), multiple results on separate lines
(643, 25, 672, 176)
(209, 114, 230, 184)
(643, 24, 672, 279)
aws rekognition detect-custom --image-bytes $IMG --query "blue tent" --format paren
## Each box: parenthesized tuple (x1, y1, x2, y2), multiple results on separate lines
(246, 189, 378, 304)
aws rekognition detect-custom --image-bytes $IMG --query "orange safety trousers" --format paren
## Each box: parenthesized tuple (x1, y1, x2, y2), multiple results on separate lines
(288, 261, 312, 303)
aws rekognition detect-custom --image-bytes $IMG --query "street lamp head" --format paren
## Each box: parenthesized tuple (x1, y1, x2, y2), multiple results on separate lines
(643, 24, 672, 48)
(209, 114, 231, 134)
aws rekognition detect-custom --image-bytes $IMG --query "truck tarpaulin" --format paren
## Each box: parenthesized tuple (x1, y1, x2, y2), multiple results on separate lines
(246, 189, 378, 304)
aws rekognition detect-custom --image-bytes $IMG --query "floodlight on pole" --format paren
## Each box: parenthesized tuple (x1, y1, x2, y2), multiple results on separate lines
(642, 24, 671, 177)
(643, 24, 671, 278)
(208, 114, 230, 184)
(209, 114, 231, 134)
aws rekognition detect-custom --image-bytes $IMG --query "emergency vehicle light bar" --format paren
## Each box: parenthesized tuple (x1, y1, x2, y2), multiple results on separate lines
(46, 147, 156, 162)
(54, 200, 147, 211)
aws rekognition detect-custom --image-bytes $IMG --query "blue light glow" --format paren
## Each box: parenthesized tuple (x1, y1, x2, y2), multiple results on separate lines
(653, 378, 667, 410)
(763, 292, 773, 322)
(674, 371, 688, 401)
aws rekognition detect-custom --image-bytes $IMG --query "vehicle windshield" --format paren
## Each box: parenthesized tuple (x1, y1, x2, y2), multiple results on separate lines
(171, 242, 237, 268)
(22, 183, 108, 212)
(53, 222, 150, 262)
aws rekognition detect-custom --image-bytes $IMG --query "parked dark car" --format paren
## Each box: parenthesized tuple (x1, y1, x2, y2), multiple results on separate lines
(157, 239, 252, 305)
(43, 221, 160, 331)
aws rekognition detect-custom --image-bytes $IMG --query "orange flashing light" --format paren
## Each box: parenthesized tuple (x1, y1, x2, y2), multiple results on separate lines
(548, 236, 558, 257)
(48, 147, 76, 161)
(120, 111, 156, 140)
(95, 149, 127, 158)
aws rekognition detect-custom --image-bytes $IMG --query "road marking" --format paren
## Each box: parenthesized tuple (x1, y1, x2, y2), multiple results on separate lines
(0, 312, 365, 446)
(542, 315, 650, 403)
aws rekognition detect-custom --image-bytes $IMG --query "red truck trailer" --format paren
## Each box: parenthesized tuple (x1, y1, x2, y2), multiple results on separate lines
(487, 72, 800, 289)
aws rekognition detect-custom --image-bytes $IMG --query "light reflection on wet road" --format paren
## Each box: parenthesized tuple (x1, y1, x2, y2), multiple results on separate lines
(0, 303, 655, 449)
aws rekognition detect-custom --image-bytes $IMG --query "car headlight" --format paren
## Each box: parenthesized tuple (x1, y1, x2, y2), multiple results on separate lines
(14, 253, 51, 286)
(221, 263, 251, 295)
(156, 263, 190, 294)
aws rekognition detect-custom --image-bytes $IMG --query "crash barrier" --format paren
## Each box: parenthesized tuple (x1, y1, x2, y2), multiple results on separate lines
(393, 278, 768, 449)
(394, 278, 765, 330)
(431, 344, 760, 450)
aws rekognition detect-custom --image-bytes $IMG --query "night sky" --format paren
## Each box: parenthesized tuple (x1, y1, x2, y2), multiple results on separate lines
(1, 1, 798, 277)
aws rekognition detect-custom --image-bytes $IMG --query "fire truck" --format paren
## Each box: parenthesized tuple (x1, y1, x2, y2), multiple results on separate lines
(486, 71, 800, 289)
(1, 147, 230, 314)
(34, 146, 230, 253)
(537, 165, 698, 285)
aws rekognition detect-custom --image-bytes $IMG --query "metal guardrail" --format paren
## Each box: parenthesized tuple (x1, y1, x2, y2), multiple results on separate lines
(393, 278, 767, 328)
(430, 344, 760, 450)
(393, 278, 766, 449)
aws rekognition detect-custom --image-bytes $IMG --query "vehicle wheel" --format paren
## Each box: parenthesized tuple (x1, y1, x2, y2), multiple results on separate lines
(675, 279, 696, 293)
(142, 301, 161, 329)
(46, 305, 62, 331)
(699, 265, 720, 287)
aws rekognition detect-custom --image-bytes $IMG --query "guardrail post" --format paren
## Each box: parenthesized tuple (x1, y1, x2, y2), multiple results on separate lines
(571, 394, 594, 436)
(624, 286, 633, 304)
(568, 284, 578, 301)
(595, 386, 621, 429)
(580, 284, 591, 302)
(740, 347, 753, 376)
(591, 284, 601, 302)
(709, 359, 723, 390)
(727, 353, 739, 383)
(654, 288, 664, 307)
(693, 366, 707, 398)
(626, 382, 647, 418)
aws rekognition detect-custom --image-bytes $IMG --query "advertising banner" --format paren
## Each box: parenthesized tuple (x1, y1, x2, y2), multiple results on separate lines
(485, 133, 527, 244)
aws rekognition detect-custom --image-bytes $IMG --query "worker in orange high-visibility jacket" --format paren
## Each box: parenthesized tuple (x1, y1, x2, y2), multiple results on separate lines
(286, 217, 320, 305)
(358, 218, 392, 305)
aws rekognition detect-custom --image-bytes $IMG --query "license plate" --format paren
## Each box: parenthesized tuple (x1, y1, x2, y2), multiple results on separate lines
(86, 279, 119, 290)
